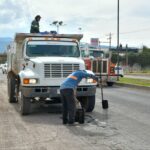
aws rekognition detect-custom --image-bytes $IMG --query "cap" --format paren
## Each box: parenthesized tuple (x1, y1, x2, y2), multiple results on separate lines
(35, 15, 41, 19)
(85, 70, 94, 75)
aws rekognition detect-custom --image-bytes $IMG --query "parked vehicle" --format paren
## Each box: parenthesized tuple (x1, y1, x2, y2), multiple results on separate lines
(1, 63, 7, 74)
(80, 44, 122, 86)
(7, 33, 97, 115)
(115, 66, 124, 77)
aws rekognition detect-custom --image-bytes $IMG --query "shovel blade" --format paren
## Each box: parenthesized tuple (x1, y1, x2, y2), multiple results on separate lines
(102, 100, 109, 109)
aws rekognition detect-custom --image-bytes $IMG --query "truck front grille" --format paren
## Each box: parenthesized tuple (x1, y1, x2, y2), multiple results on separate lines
(44, 64, 79, 78)
(92, 60, 108, 74)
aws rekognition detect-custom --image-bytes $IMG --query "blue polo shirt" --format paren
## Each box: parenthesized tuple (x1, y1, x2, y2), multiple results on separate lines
(60, 70, 96, 90)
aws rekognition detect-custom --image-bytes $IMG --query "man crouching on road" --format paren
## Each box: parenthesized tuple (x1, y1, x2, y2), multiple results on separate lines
(60, 70, 98, 125)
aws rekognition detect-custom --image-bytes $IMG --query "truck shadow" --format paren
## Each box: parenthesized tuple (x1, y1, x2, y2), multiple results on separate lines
(11, 102, 110, 129)
(12, 102, 63, 125)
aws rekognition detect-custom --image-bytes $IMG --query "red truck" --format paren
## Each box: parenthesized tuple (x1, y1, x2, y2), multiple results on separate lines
(80, 44, 121, 86)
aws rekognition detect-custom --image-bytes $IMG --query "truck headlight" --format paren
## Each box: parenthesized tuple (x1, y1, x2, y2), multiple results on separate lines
(23, 78, 38, 84)
(87, 79, 97, 83)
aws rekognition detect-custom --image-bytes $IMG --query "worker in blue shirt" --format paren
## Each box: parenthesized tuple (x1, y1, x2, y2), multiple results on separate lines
(60, 70, 98, 125)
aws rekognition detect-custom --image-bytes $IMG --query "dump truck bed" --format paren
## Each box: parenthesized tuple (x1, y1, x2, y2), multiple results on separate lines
(14, 33, 83, 42)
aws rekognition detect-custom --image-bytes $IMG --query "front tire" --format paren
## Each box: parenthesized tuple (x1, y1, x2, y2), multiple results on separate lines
(107, 82, 114, 86)
(20, 94, 31, 115)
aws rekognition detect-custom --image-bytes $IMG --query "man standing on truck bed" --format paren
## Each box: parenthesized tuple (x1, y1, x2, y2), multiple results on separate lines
(30, 15, 41, 33)
(60, 70, 98, 125)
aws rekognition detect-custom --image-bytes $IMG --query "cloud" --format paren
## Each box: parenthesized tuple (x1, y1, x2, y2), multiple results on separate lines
(0, 0, 31, 36)
(0, 0, 150, 47)
(0, 0, 29, 24)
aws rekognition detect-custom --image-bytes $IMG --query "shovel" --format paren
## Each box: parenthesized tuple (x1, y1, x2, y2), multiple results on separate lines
(100, 61, 109, 109)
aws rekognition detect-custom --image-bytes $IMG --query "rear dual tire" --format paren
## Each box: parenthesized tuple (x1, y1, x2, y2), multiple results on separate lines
(8, 76, 17, 103)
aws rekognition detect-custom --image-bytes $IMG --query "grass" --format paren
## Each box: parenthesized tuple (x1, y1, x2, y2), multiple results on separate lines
(125, 70, 150, 75)
(118, 77, 150, 87)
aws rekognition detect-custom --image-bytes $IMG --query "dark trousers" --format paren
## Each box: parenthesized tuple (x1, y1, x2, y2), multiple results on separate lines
(60, 89, 76, 123)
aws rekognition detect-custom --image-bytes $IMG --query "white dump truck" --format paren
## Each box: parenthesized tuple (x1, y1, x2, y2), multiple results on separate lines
(7, 33, 97, 115)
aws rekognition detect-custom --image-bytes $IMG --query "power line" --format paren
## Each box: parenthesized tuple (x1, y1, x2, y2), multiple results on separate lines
(120, 27, 150, 35)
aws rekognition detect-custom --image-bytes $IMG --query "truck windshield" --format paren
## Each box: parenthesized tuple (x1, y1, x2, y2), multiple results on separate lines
(26, 41, 80, 57)
(81, 50, 104, 58)
(89, 50, 104, 58)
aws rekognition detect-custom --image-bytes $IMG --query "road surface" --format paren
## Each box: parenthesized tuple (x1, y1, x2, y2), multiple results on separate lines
(0, 71, 150, 150)
(125, 74, 150, 80)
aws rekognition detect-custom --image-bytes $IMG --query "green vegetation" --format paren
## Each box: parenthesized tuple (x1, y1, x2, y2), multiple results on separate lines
(118, 77, 150, 87)
(126, 72, 150, 75)
(111, 46, 150, 70)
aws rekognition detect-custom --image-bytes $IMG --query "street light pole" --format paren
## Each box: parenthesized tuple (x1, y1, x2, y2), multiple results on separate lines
(117, 0, 120, 80)
(117, 0, 119, 48)
(50, 21, 65, 34)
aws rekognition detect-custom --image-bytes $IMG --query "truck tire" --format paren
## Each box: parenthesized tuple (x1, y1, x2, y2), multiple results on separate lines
(20, 94, 31, 115)
(107, 82, 114, 86)
(8, 76, 17, 103)
(79, 96, 95, 112)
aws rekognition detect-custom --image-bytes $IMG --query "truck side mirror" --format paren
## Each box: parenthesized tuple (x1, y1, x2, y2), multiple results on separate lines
(24, 57, 30, 61)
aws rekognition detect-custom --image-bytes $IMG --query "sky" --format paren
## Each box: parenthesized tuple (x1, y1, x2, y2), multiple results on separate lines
(0, 0, 150, 48)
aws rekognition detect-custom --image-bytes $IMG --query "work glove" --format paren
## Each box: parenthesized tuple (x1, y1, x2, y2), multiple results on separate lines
(90, 75, 99, 82)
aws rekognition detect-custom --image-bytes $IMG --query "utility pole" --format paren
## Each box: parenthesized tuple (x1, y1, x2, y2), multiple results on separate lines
(125, 44, 128, 66)
(106, 32, 113, 60)
(107, 32, 112, 50)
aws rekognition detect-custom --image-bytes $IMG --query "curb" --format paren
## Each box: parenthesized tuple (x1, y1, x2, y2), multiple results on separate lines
(115, 83, 150, 91)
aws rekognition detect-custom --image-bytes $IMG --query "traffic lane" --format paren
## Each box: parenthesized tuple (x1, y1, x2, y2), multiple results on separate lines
(95, 86, 150, 149)
(0, 74, 150, 150)
(125, 74, 150, 80)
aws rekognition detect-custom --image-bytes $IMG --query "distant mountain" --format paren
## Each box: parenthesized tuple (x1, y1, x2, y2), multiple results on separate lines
(0, 37, 13, 53)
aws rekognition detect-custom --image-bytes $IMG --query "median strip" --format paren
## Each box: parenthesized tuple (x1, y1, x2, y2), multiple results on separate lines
(118, 77, 150, 87)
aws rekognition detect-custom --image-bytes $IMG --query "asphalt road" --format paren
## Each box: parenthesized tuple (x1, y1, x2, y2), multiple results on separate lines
(125, 75, 150, 80)
(0, 71, 150, 150)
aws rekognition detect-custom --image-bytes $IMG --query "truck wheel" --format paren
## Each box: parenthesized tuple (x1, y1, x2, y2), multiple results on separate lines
(107, 82, 114, 86)
(79, 96, 95, 112)
(20, 94, 31, 115)
(8, 76, 17, 103)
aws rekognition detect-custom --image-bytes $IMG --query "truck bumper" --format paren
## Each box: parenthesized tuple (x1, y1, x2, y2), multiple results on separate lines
(21, 86, 96, 98)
